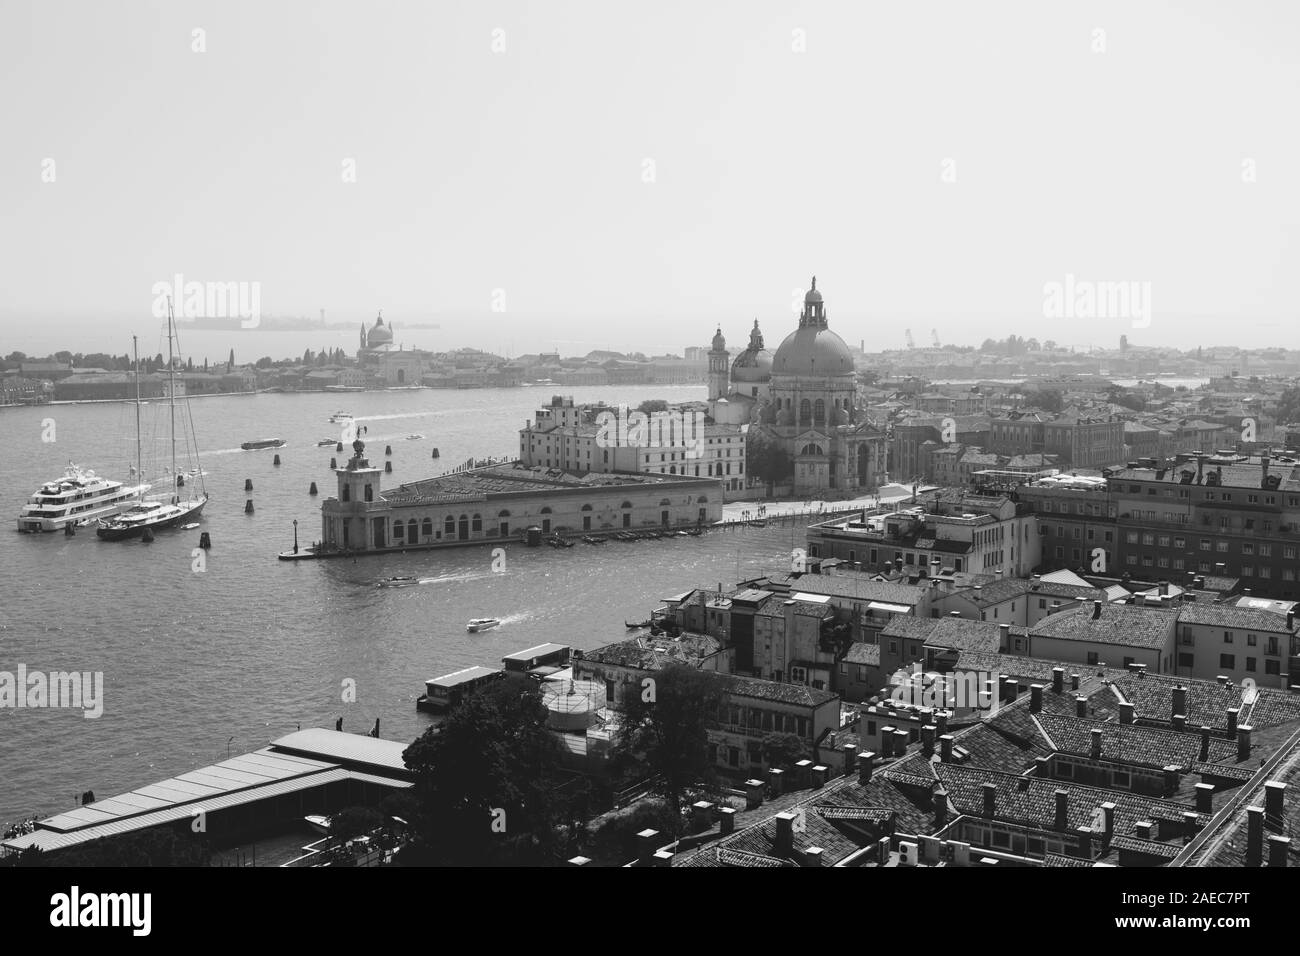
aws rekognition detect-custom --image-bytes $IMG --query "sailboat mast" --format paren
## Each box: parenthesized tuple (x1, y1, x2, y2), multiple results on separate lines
(134, 335, 142, 499)
(167, 297, 178, 501)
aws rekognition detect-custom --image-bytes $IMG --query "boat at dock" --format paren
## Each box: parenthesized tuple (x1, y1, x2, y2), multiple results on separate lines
(304, 814, 332, 836)
(467, 618, 500, 633)
(17, 465, 150, 532)
(241, 438, 286, 450)
(97, 307, 209, 542)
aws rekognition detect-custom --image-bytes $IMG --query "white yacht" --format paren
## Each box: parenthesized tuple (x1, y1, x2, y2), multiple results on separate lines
(329, 411, 354, 424)
(17, 465, 149, 532)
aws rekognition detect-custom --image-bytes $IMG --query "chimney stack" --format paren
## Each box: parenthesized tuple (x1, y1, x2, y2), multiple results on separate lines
(1195, 783, 1214, 813)
(1171, 685, 1187, 720)
(1071, 673, 1080, 691)
(1052, 667, 1064, 694)
(1055, 789, 1069, 829)
(858, 751, 876, 784)
(1030, 684, 1044, 713)
(940, 734, 954, 762)
(1092, 599, 1102, 620)
(936, 710, 949, 737)
(1200, 725, 1211, 761)
(1077, 827, 1093, 859)
(1266, 781, 1286, 821)
(1119, 702, 1134, 724)
(982, 782, 997, 818)
(1227, 707, 1239, 733)
(933, 785, 949, 827)
(1269, 835, 1291, 868)
(1246, 806, 1264, 865)
(775, 812, 796, 856)
(1075, 695, 1088, 718)
(1090, 728, 1103, 760)
(1238, 725, 1253, 762)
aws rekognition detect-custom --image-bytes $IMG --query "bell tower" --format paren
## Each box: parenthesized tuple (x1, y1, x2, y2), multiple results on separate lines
(800, 275, 827, 328)
(708, 326, 729, 400)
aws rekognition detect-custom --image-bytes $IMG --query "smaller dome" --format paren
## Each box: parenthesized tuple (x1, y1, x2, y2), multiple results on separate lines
(805, 276, 822, 304)
(368, 314, 393, 346)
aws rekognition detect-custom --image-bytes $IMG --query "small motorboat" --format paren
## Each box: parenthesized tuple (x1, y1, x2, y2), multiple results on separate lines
(377, 576, 419, 589)
(467, 618, 500, 633)
(626, 619, 652, 628)
(747, 519, 767, 528)
(317, 438, 336, 447)
(582, 535, 605, 545)
(406, 434, 423, 440)
(180, 522, 201, 530)
(305, 814, 332, 836)
(241, 438, 286, 451)
(329, 412, 353, 423)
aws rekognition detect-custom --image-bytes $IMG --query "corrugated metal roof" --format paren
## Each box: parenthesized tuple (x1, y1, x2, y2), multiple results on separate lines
(269, 729, 409, 771)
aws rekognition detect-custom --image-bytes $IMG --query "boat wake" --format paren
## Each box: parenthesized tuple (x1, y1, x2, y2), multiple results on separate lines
(416, 570, 495, 586)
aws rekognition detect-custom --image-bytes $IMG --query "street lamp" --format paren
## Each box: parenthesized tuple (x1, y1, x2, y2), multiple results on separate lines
(293, 518, 299, 554)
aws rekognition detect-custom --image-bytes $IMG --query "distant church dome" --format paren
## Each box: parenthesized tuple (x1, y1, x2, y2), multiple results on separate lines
(731, 319, 772, 384)
(367, 313, 393, 348)
(772, 277, 854, 378)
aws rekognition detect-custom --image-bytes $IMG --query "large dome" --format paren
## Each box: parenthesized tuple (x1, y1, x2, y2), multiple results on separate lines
(368, 317, 393, 347)
(772, 326, 854, 377)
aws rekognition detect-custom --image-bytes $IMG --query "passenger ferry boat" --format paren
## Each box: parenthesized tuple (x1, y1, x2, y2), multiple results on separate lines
(329, 411, 354, 424)
(16, 465, 149, 532)
(240, 438, 286, 450)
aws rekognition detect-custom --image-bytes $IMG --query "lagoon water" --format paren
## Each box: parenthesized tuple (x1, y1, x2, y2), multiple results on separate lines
(0, 385, 803, 824)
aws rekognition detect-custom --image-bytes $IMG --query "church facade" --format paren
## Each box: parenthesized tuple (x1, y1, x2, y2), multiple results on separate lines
(707, 278, 887, 497)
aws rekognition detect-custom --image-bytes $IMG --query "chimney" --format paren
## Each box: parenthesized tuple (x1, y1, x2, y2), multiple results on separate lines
(1030, 684, 1044, 713)
(1075, 695, 1088, 718)
(921, 724, 936, 756)
(1005, 678, 1019, 702)
(1227, 707, 1239, 733)
(1200, 725, 1211, 761)
(1238, 724, 1253, 762)
(843, 743, 858, 776)
(1172, 685, 1187, 720)
(1090, 728, 1103, 760)
(933, 785, 949, 827)
(1265, 781, 1286, 821)
(1092, 599, 1102, 620)
(1054, 789, 1069, 829)
(1119, 702, 1134, 724)
(1269, 835, 1291, 868)
(636, 828, 661, 865)
(1077, 826, 1093, 859)
(1246, 806, 1264, 865)
(1289, 610, 1295, 630)
(1100, 802, 1116, 845)
(940, 734, 954, 762)
(936, 710, 949, 737)
(1052, 667, 1064, 694)
(1071, 673, 1081, 691)
(1135, 820, 1155, 840)
(982, 782, 997, 818)
(774, 812, 796, 856)
(1195, 783, 1214, 813)
(1262, 455, 1271, 488)
(879, 726, 895, 757)
(858, 751, 876, 784)
(1159, 580, 1169, 596)
(1173, 713, 1186, 731)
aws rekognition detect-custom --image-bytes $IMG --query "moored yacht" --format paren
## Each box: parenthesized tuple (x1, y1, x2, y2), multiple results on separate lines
(96, 497, 204, 540)
(16, 465, 150, 532)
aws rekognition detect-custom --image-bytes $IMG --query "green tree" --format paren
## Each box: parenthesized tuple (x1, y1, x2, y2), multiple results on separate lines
(609, 664, 726, 832)
(1277, 387, 1300, 425)
(402, 674, 565, 865)
(328, 806, 384, 841)
(747, 430, 792, 494)
(761, 732, 807, 769)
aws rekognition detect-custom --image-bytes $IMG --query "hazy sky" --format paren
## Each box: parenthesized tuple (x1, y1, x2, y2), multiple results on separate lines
(2, 0, 1297, 360)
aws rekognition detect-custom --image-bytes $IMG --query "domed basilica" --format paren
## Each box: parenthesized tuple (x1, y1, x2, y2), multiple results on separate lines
(708, 277, 886, 496)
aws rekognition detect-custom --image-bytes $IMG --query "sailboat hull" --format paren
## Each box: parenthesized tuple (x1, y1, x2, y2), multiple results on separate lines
(96, 498, 207, 541)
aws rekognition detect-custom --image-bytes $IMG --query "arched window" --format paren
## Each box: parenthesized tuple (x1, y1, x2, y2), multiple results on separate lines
(498, 510, 510, 518)
(621, 501, 633, 509)
(540, 506, 552, 515)
(393, 520, 405, 541)
(801, 443, 824, 456)
(670, 465, 676, 474)
(472, 513, 482, 533)
(697, 496, 708, 503)
(799, 399, 811, 424)
(659, 498, 671, 507)
(580, 504, 593, 512)
(421, 518, 433, 538)
(407, 519, 417, 541)
(444, 515, 455, 536)
(814, 399, 825, 423)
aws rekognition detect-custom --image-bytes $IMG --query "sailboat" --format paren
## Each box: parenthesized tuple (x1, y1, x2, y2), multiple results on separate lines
(97, 300, 209, 541)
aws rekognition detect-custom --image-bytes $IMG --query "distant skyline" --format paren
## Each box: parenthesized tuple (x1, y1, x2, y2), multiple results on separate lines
(2, 1, 1298, 359)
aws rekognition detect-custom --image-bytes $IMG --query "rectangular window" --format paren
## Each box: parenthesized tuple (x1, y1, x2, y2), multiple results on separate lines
(1220, 654, 1235, 669)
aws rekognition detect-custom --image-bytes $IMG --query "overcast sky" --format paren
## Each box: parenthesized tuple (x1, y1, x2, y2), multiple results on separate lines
(1, 0, 1297, 360)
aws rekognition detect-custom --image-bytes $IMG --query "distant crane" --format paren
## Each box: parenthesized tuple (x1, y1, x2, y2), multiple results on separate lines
(905, 329, 915, 349)
(931, 328, 941, 348)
